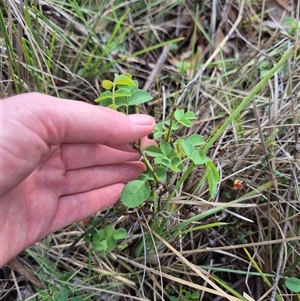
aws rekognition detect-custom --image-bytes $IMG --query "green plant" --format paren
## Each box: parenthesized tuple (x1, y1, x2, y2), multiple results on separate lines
(169, 287, 200, 301)
(36, 286, 84, 301)
(4, 0, 299, 299)
(85, 224, 127, 257)
(285, 277, 300, 293)
(95, 73, 219, 210)
(95, 73, 153, 111)
(283, 17, 300, 36)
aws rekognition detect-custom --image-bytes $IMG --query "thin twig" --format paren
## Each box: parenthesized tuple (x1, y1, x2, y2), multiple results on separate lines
(269, 125, 299, 301)
(176, 0, 245, 106)
(143, 45, 170, 91)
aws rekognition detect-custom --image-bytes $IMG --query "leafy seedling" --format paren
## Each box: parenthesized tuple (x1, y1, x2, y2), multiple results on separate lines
(87, 225, 127, 257)
(94, 73, 220, 210)
(95, 73, 152, 112)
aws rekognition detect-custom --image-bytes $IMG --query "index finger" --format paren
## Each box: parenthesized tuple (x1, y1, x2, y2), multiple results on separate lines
(7, 93, 156, 146)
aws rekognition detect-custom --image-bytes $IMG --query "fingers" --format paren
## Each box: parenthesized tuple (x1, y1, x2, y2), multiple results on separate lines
(48, 184, 124, 234)
(60, 137, 157, 169)
(1, 93, 155, 196)
(9, 93, 156, 146)
(60, 143, 141, 169)
(62, 161, 146, 195)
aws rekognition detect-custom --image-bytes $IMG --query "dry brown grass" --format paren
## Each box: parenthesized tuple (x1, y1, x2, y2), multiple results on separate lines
(1, 0, 300, 300)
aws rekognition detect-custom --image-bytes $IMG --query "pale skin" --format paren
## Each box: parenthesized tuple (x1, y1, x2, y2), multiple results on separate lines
(0, 93, 156, 266)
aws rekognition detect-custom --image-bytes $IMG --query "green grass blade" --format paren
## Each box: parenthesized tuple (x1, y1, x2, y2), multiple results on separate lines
(201, 46, 295, 155)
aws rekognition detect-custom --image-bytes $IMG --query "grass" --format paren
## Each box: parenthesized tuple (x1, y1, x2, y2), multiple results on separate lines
(1, 0, 300, 300)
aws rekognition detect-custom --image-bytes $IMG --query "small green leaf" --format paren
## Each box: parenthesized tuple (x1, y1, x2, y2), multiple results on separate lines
(137, 170, 153, 181)
(205, 161, 220, 198)
(285, 277, 300, 293)
(59, 271, 76, 282)
(153, 122, 166, 139)
(188, 134, 205, 146)
(174, 110, 196, 127)
(178, 117, 194, 127)
(173, 139, 184, 156)
(95, 91, 112, 102)
(108, 104, 118, 110)
(165, 120, 179, 131)
(182, 140, 195, 157)
(115, 97, 128, 106)
(154, 122, 164, 132)
(106, 237, 116, 250)
(113, 228, 127, 240)
(97, 99, 112, 107)
(190, 292, 200, 299)
(121, 73, 132, 79)
(171, 156, 183, 171)
(191, 152, 210, 165)
(91, 217, 101, 226)
(171, 156, 181, 166)
(92, 229, 106, 241)
(183, 111, 196, 119)
(128, 89, 153, 105)
(102, 80, 113, 90)
(154, 131, 162, 139)
(174, 109, 184, 120)
(160, 141, 172, 156)
(156, 166, 167, 181)
(39, 290, 50, 298)
(55, 287, 69, 301)
(128, 80, 139, 92)
(181, 119, 192, 127)
(114, 88, 131, 98)
(92, 239, 108, 252)
(145, 145, 162, 157)
(105, 225, 114, 237)
(50, 286, 58, 294)
(158, 157, 171, 168)
(114, 74, 136, 86)
(121, 180, 151, 208)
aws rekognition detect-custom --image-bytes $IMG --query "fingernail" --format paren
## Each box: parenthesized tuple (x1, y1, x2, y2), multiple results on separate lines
(128, 114, 154, 126)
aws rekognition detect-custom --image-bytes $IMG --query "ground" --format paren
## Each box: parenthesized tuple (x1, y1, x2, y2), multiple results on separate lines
(0, 1, 300, 300)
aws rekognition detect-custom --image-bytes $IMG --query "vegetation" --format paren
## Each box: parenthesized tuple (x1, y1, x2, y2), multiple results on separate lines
(1, 0, 299, 300)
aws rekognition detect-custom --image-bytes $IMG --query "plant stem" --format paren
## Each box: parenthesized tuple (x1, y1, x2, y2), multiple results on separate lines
(166, 105, 177, 142)
(134, 106, 160, 183)
(162, 162, 196, 210)
(141, 148, 160, 184)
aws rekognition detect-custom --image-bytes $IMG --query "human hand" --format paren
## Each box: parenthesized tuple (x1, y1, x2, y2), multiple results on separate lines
(0, 93, 155, 266)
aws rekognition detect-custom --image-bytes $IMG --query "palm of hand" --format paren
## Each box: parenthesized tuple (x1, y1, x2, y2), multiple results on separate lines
(2, 146, 65, 254)
(1, 143, 145, 262)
